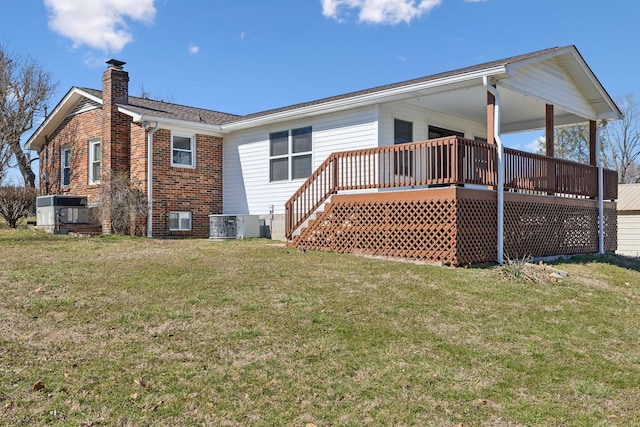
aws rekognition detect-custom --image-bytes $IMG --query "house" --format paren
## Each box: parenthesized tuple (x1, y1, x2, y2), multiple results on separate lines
(26, 45, 622, 265)
(617, 184, 640, 257)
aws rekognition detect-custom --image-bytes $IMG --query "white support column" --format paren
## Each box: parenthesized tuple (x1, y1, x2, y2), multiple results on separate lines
(484, 76, 504, 264)
(597, 125, 605, 254)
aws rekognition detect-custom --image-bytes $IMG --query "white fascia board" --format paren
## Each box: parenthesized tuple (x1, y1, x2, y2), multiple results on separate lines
(504, 46, 574, 70)
(121, 109, 225, 136)
(221, 66, 508, 131)
(571, 59, 623, 120)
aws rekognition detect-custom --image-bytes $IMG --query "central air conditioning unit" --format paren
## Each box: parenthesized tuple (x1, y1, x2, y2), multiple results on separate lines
(36, 195, 89, 228)
(209, 215, 261, 239)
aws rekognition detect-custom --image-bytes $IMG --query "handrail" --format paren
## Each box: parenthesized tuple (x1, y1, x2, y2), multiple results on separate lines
(285, 137, 618, 239)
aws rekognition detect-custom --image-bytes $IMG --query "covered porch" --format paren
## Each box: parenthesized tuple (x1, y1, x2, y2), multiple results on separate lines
(285, 47, 621, 265)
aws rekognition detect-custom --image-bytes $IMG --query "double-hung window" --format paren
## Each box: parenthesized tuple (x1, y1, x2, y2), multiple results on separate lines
(89, 139, 100, 185)
(61, 147, 71, 188)
(269, 126, 312, 182)
(169, 211, 192, 231)
(172, 133, 195, 168)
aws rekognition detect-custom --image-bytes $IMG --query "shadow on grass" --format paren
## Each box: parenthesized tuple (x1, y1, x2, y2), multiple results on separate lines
(552, 253, 640, 273)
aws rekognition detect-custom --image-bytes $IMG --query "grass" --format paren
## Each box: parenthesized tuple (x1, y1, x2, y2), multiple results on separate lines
(1, 228, 640, 426)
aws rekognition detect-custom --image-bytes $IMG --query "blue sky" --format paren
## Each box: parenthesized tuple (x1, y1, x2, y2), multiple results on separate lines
(2, 0, 639, 182)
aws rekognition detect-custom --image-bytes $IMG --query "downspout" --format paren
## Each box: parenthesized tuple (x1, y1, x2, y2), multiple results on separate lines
(144, 121, 160, 238)
(597, 124, 605, 254)
(483, 76, 504, 264)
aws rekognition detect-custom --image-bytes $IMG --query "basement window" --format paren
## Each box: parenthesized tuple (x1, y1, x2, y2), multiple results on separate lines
(169, 211, 192, 231)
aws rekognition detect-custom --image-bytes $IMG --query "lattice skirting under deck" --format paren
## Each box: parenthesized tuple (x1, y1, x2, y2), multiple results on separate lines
(294, 188, 616, 266)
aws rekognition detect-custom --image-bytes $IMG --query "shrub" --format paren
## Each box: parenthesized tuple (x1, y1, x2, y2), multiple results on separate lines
(0, 186, 37, 228)
(101, 174, 147, 236)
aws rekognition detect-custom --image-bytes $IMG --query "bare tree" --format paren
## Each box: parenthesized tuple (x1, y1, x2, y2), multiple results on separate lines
(0, 143, 12, 184)
(601, 93, 640, 183)
(0, 46, 57, 188)
(0, 185, 37, 228)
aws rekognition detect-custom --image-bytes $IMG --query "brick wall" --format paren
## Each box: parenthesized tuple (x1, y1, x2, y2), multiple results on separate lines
(150, 129, 223, 238)
(40, 109, 104, 204)
(37, 62, 224, 238)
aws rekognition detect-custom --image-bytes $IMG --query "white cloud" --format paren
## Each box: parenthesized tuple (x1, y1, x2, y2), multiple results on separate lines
(188, 44, 200, 55)
(321, 0, 443, 24)
(527, 136, 544, 153)
(44, 0, 156, 53)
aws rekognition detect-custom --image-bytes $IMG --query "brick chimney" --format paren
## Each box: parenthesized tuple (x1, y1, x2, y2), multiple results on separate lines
(103, 59, 129, 106)
(101, 59, 131, 234)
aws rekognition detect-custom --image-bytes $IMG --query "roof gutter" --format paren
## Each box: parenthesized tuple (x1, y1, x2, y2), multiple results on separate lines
(124, 110, 224, 135)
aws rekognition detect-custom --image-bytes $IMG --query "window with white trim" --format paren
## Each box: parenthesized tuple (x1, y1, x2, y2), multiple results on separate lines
(172, 133, 195, 168)
(89, 139, 100, 185)
(169, 211, 192, 231)
(269, 126, 312, 182)
(61, 146, 71, 188)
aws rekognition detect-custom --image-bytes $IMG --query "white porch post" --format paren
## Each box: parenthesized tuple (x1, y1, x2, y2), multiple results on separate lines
(484, 77, 504, 264)
(597, 124, 605, 254)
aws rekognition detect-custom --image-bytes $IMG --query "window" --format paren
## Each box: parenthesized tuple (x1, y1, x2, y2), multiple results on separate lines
(427, 126, 462, 181)
(61, 147, 71, 187)
(269, 126, 312, 182)
(172, 133, 195, 168)
(394, 119, 413, 175)
(428, 125, 464, 139)
(169, 211, 192, 231)
(89, 139, 100, 185)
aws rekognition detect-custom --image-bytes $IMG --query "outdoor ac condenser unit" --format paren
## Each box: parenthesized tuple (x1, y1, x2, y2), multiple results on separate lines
(36, 195, 89, 227)
(209, 215, 261, 239)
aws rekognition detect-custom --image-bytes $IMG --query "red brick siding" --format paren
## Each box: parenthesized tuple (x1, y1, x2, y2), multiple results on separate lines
(39, 109, 104, 204)
(37, 64, 224, 238)
(150, 130, 223, 238)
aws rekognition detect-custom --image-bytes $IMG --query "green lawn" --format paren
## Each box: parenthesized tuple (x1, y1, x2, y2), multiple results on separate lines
(1, 228, 640, 426)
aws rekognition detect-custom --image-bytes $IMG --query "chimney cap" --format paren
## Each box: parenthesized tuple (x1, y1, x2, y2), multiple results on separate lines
(106, 59, 126, 69)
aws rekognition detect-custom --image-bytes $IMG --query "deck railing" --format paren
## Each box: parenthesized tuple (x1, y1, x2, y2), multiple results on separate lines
(285, 136, 618, 239)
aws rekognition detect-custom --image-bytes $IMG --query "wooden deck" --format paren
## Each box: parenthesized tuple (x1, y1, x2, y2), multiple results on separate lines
(286, 137, 618, 265)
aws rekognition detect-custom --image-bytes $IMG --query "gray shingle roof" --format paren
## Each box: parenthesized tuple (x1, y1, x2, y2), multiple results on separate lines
(80, 87, 242, 125)
(80, 46, 570, 127)
(233, 46, 568, 123)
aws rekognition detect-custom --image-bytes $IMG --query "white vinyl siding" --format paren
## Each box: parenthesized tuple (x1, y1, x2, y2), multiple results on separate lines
(378, 102, 487, 146)
(617, 214, 640, 257)
(499, 57, 595, 129)
(223, 106, 378, 215)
